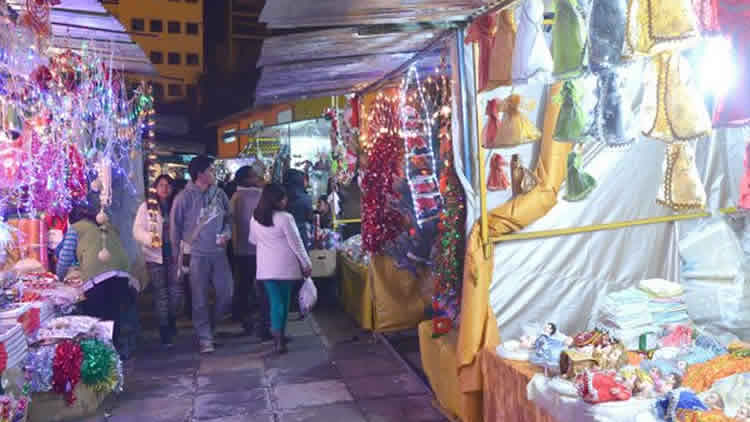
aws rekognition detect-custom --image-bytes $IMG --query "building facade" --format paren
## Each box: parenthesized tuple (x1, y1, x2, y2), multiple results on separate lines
(103, 0, 204, 104)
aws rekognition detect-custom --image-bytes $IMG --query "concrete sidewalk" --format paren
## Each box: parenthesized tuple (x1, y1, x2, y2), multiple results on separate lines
(81, 307, 447, 422)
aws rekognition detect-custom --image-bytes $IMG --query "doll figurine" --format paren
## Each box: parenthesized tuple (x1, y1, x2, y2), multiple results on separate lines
(487, 153, 510, 191)
(576, 370, 632, 403)
(634, 376, 658, 398)
(656, 389, 708, 422)
(564, 146, 596, 201)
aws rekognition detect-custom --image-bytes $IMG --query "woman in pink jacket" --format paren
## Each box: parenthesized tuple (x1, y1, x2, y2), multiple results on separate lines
(250, 183, 311, 354)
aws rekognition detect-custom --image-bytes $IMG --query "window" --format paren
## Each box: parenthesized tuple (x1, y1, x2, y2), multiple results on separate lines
(131, 18, 144, 31)
(150, 51, 163, 64)
(186, 84, 197, 99)
(223, 128, 237, 144)
(168, 84, 183, 97)
(168, 52, 181, 65)
(151, 83, 164, 100)
(186, 23, 199, 35)
(186, 53, 200, 66)
(150, 20, 163, 32)
(167, 21, 181, 34)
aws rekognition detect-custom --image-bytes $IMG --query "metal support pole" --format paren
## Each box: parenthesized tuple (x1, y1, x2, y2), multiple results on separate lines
(471, 43, 490, 258)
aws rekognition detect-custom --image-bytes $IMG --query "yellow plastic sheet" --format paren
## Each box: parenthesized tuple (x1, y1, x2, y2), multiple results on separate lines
(457, 82, 571, 400)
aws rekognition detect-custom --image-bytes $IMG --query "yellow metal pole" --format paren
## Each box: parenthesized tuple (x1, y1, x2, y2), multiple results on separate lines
(472, 43, 491, 258)
(490, 211, 711, 243)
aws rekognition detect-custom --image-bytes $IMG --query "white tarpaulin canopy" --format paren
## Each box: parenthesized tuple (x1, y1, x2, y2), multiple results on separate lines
(259, 0, 487, 28)
(253, 0, 496, 103)
(7, 0, 155, 75)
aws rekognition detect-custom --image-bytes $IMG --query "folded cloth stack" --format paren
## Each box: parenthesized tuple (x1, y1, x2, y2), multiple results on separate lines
(0, 323, 28, 372)
(594, 280, 691, 350)
(639, 279, 691, 327)
(595, 288, 659, 349)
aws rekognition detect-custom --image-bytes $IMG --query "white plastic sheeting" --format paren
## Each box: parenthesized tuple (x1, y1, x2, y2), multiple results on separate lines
(488, 140, 681, 339)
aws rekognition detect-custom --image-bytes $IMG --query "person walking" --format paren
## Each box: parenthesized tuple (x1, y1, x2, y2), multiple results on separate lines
(57, 201, 136, 360)
(250, 183, 311, 354)
(229, 164, 271, 339)
(133, 174, 182, 348)
(170, 155, 234, 354)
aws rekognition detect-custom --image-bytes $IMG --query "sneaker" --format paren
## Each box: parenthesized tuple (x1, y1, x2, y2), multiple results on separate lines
(199, 342, 215, 354)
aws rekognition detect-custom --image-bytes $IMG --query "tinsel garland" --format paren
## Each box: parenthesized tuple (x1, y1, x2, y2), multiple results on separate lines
(361, 95, 404, 253)
(79, 339, 115, 386)
(24, 343, 56, 393)
(429, 74, 466, 336)
(52, 340, 82, 405)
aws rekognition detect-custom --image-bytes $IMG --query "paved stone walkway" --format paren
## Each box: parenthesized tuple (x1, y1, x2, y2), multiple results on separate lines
(81, 308, 448, 422)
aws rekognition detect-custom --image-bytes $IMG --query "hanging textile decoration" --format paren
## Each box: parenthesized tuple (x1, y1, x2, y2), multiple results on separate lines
(510, 154, 538, 197)
(553, 78, 596, 143)
(588, 0, 628, 72)
(692, 0, 719, 34)
(625, 0, 702, 56)
(593, 66, 639, 146)
(641, 52, 711, 142)
(483, 94, 541, 148)
(511, 0, 552, 84)
(656, 142, 706, 211)
(564, 149, 597, 201)
(739, 143, 750, 210)
(712, 0, 750, 128)
(487, 153, 510, 191)
(465, 10, 515, 92)
(552, 0, 591, 79)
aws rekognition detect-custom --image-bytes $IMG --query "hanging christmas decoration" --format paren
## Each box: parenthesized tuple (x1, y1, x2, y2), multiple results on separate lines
(52, 339, 83, 405)
(361, 93, 403, 254)
(428, 73, 465, 336)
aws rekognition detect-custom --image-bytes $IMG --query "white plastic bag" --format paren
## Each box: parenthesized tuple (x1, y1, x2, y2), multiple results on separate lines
(299, 277, 318, 314)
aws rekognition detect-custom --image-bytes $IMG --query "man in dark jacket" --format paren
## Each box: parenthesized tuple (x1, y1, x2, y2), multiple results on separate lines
(284, 169, 313, 250)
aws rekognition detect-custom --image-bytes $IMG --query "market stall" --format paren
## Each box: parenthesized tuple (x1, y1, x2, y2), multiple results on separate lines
(437, 0, 750, 420)
(0, 0, 154, 419)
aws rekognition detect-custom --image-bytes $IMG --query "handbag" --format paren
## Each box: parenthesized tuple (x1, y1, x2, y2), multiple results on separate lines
(309, 249, 336, 278)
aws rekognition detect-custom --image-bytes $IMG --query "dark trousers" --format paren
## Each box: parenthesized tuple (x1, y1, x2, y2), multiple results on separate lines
(232, 254, 257, 320)
(80, 276, 132, 356)
(233, 255, 270, 333)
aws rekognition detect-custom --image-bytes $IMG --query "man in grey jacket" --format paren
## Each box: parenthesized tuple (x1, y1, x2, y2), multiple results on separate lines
(229, 164, 271, 340)
(170, 155, 234, 354)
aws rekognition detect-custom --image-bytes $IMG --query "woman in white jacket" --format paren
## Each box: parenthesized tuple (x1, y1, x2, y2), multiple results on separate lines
(250, 183, 311, 354)
(133, 175, 182, 347)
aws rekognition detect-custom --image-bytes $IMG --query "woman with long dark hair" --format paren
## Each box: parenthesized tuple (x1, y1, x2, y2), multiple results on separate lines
(134, 174, 183, 347)
(249, 183, 311, 354)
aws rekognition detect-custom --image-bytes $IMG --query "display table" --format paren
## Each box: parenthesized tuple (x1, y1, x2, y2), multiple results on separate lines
(338, 252, 372, 330)
(480, 348, 557, 422)
(338, 253, 429, 332)
(419, 321, 482, 422)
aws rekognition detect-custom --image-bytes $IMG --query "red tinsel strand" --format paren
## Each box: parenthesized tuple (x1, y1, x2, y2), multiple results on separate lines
(52, 340, 83, 405)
